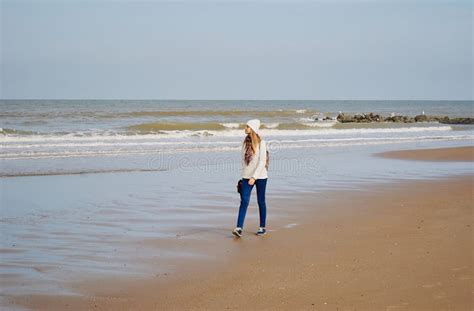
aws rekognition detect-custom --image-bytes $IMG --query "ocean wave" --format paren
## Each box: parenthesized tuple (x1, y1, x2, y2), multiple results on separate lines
(264, 122, 280, 129)
(0, 128, 38, 135)
(220, 123, 241, 129)
(1, 109, 318, 119)
(126, 122, 228, 132)
(0, 168, 169, 178)
(119, 109, 315, 118)
(124, 121, 455, 134)
(0, 146, 241, 160)
(269, 124, 453, 134)
(1, 134, 472, 160)
(126, 121, 288, 133)
(299, 122, 338, 128)
(0, 125, 456, 144)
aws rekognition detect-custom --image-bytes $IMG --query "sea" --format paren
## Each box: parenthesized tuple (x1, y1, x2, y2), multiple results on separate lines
(0, 100, 473, 304)
(1, 100, 473, 177)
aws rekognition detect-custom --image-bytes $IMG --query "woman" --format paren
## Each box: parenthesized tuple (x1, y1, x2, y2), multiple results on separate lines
(232, 119, 268, 238)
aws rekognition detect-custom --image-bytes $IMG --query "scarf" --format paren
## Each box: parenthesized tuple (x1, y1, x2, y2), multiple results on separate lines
(243, 135, 254, 166)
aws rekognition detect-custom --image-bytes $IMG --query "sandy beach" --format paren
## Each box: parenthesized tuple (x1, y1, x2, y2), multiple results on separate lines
(6, 146, 472, 310)
(2, 1, 473, 309)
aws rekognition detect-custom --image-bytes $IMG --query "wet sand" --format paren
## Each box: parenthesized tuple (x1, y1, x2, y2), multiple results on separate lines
(6, 147, 474, 310)
(376, 146, 474, 162)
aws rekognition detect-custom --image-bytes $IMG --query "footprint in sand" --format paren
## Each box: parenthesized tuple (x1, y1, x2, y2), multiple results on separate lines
(457, 275, 471, 281)
(386, 302, 409, 310)
(422, 281, 442, 288)
(432, 291, 447, 300)
(451, 266, 468, 272)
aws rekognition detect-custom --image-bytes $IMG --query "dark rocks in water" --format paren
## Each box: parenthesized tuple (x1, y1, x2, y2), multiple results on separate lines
(367, 112, 384, 122)
(385, 115, 415, 123)
(414, 114, 429, 122)
(337, 113, 381, 123)
(435, 116, 450, 123)
(336, 113, 355, 123)
(415, 115, 473, 124)
(414, 114, 443, 122)
(336, 113, 473, 124)
(438, 117, 474, 124)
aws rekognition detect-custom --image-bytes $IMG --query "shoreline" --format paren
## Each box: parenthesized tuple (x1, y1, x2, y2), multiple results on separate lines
(375, 146, 474, 162)
(5, 146, 474, 310)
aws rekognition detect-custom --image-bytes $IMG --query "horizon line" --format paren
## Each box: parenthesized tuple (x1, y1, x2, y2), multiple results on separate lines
(1, 98, 472, 101)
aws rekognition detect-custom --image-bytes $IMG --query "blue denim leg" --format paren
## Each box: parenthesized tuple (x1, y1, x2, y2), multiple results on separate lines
(255, 178, 267, 227)
(236, 178, 254, 228)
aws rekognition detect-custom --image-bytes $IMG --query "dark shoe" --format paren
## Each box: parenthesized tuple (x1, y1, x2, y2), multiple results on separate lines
(232, 227, 242, 237)
(256, 227, 266, 236)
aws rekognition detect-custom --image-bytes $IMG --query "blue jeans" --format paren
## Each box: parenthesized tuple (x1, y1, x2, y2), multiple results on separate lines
(236, 178, 267, 228)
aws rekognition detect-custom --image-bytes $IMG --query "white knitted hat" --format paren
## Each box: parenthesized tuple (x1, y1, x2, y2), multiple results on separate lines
(246, 119, 261, 134)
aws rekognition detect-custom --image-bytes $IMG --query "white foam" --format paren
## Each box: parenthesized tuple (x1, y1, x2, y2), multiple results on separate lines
(263, 122, 280, 129)
(195, 125, 455, 138)
(300, 121, 338, 128)
(220, 123, 240, 129)
(1, 134, 472, 160)
(0, 146, 241, 160)
(0, 125, 455, 145)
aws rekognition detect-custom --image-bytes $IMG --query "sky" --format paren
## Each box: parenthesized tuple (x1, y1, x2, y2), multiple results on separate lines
(0, 0, 472, 100)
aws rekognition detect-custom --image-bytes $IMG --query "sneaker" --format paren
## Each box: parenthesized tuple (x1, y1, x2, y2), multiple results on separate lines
(232, 227, 242, 237)
(256, 227, 267, 236)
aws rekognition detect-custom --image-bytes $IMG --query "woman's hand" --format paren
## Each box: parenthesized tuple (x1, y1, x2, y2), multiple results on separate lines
(248, 178, 256, 186)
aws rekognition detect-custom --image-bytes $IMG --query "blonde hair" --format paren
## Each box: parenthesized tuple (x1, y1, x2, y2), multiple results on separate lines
(248, 129, 261, 154)
(243, 127, 261, 165)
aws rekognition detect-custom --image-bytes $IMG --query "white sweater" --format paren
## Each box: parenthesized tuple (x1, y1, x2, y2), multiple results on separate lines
(241, 139, 268, 179)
